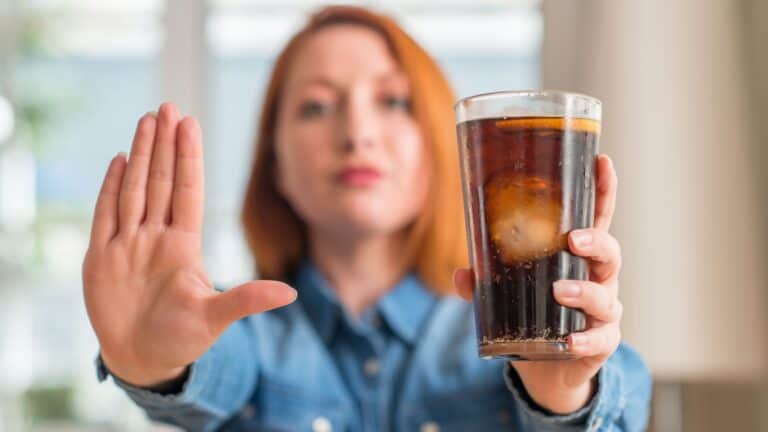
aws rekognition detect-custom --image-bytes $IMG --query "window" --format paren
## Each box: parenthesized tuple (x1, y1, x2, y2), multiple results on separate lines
(1, 0, 166, 429)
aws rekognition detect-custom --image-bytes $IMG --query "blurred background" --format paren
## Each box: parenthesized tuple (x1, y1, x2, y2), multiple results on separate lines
(0, 0, 765, 431)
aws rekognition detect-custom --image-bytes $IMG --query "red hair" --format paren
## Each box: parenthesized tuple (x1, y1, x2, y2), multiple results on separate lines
(241, 5, 467, 294)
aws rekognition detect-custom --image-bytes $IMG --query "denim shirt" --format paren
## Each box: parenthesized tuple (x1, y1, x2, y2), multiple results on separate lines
(97, 263, 651, 431)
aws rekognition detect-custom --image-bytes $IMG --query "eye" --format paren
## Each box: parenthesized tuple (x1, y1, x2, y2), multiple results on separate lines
(382, 95, 412, 112)
(298, 100, 332, 119)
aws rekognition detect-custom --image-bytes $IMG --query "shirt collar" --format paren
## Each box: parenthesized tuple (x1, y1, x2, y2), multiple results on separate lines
(377, 271, 437, 344)
(291, 260, 437, 345)
(292, 261, 344, 344)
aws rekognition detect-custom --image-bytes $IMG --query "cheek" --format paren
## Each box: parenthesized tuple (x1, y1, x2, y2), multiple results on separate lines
(275, 125, 334, 211)
(386, 124, 431, 210)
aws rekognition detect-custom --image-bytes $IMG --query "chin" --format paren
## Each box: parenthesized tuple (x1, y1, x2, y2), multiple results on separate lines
(299, 190, 422, 237)
(337, 212, 404, 234)
(330, 200, 415, 236)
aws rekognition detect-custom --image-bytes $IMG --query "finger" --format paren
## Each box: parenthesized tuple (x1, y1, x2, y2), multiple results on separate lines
(453, 268, 474, 301)
(553, 280, 621, 323)
(90, 153, 128, 248)
(568, 228, 622, 282)
(568, 324, 621, 358)
(118, 113, 157, 232)
(205, 281, 298, 334)
(593, 154, 617, 231)
(146, 102, 180, 225)
(171, 117, 204, 233)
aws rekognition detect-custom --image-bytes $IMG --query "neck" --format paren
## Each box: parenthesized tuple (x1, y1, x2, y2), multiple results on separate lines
(309, 229, 409, 317)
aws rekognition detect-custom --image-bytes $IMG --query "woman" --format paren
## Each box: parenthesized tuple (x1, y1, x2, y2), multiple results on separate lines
(82, 6, 650, 431)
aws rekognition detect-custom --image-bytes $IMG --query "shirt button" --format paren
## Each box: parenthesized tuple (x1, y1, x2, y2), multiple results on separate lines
(420, 421, 440, 432)
(497, 409, 511, 424)
(371, 314, 382, 328)
(241, 404, 255, 419)
(312, 416, 332, 432)
(364, 358, 380, 376)
(589, 417, 603, 431)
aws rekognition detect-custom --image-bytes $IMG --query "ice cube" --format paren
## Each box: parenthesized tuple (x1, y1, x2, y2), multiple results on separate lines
(485, 173, 565, 264)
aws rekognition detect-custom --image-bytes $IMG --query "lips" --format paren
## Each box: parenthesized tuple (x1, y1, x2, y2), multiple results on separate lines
(336, 166, 382, 187)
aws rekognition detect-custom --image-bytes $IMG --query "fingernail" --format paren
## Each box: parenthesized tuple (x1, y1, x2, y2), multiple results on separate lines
(570, 334, 587, 347)
(554, 281, 581, 298)
(145, 111, 157, 117)
(571, 230, 593, 248)
(116, 151, 127, 160)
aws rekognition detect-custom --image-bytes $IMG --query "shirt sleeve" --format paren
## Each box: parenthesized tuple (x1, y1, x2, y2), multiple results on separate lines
(95, 317, 259, 432)
(503, 342, 652, 431)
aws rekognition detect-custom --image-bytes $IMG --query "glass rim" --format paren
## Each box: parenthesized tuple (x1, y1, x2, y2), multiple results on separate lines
(454, 89, 602, 112)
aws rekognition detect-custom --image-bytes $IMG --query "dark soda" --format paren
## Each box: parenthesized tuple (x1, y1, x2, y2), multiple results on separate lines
(457, 116, 599, 360)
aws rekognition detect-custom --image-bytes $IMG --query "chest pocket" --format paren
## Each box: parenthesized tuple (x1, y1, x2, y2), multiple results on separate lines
(218, 375, 349, 432)
(402, 388, 520, 432)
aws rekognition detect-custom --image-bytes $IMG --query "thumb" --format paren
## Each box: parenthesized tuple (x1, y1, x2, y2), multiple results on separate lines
(205, 280, 297, 333)
(453, 268, 474, 302)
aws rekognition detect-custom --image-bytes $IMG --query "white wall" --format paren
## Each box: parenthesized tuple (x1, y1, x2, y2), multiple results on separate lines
(542, 0, 768, 381)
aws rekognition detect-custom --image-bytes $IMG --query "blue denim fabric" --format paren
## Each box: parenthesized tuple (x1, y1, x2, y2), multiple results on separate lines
(97, 262, 651, 431)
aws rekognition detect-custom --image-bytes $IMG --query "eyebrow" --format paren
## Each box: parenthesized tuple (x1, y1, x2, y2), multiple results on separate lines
(294, 77, 343, 93)
(293, 72, 409, 92)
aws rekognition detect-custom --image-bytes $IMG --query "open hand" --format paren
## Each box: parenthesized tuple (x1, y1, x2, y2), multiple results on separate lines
(82, 103, 297, 388)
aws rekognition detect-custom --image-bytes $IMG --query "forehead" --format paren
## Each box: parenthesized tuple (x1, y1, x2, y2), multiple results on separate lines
(286, 24, 402, 86)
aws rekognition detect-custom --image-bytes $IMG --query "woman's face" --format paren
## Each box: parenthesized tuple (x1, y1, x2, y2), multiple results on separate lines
(274, 24, 429, 239)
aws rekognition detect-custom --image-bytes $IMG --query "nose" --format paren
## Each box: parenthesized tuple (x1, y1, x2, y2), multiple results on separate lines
(338, 92, 378, 153)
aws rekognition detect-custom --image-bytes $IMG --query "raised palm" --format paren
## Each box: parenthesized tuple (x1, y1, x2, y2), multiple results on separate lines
(82, 103, 296, 387)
